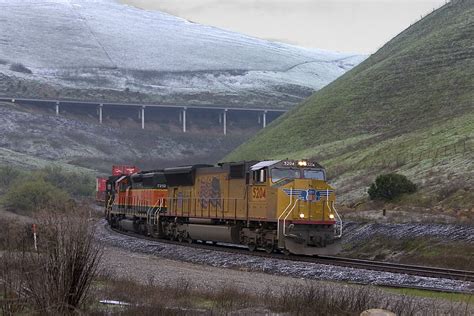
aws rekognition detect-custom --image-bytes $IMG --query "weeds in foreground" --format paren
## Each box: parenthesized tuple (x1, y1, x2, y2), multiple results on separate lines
(0, 205, 103, 315)
(91, 277, 473, 315)
(93, 276, 259, 315)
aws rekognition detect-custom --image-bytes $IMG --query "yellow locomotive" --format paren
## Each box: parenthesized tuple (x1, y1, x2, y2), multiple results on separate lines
(106, 160, 342, 256)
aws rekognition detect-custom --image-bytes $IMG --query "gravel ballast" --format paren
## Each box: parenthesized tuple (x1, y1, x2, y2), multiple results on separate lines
(96, 220, 473, 293)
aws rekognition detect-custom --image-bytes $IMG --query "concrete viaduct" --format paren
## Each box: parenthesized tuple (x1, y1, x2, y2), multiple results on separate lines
(0, 97, 288, 135)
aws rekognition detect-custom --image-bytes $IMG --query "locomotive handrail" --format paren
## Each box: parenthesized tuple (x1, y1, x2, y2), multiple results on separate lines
(106, 196, 114, 210)
(154, 199, 164, 225)
(324, 190, 342, 238)
(277, 188, 293, 247)
(109, 194, 118, 212)
(105, 195, 115, 218)
(282, 199, 298, 237)
(331, 201, 343, 238)
(166, 197, 245, 219)
(146, 198, 162, 225)
(325, 190, 330, 222)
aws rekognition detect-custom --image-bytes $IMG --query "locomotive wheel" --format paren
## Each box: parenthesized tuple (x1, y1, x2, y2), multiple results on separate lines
(248, 243, 257, 252)
(187, 237, 193, 244)
(177, 235, 184, 243)
(264, 244, 274, 254)
(282, 249, 290, 256)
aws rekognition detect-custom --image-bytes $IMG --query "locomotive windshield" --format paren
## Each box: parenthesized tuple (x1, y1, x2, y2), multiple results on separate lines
(271, 167, 326, 182)
(303, 169, 325, 180)
(271, 168, 301, 182)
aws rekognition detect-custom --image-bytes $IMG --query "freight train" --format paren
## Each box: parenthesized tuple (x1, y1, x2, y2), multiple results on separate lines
(96, 165, 139, 205)
(105, 160, 342, 255)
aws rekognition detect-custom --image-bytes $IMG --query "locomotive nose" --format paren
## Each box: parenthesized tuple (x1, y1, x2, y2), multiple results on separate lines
(277, 178, 342, 255)
(279, 178, 335, 221)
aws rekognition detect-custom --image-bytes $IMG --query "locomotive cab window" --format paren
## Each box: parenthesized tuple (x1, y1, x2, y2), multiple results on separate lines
(253, 168, 267, 183)
(142, 175, 155, 188)
(303, 169, 326, 181)
(230, 164, 245, 179)
(271, 168, 300, 183)
(119, 181, 129, 192)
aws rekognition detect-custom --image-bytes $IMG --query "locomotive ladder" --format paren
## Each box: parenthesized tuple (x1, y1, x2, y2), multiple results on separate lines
(105, 194, 116, 218)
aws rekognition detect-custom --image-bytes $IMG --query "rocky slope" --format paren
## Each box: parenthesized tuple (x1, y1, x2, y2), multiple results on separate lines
(0, 0, 363, 108)
(0, 102, 248, 173)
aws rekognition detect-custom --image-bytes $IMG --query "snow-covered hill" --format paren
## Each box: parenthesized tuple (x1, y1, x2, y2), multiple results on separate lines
(0, 0, 365, 107)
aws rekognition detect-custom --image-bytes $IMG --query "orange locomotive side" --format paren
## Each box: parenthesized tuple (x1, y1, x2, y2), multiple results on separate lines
(106, 171, 168, 234)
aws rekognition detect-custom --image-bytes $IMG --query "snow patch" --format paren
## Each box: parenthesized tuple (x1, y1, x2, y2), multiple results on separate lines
(0, 0, 366, 106)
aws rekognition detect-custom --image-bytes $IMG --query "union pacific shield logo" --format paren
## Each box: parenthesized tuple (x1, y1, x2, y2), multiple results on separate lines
(282, 188, 333, 202)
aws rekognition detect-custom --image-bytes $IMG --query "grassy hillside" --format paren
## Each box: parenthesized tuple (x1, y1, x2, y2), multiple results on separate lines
(226, 0, 474, 207)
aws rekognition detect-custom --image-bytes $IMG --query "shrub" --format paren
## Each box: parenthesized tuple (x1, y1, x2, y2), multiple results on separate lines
(9, 63, 32, 74)
(0, 165, 21, 188)
(0, 165, 94, 203)
(2, 178, 70, 213)
(35, 166, 95, 197)
(368, 173, 417, 201)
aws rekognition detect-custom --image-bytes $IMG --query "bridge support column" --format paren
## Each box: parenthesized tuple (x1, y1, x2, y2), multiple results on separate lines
(182, 107, 187, 133)
(262, 110, 267, 128)
(99, 104, 103, 124)
(55, 101, 60, 115)
(141, 106, 145, 129)
(223, 109, 228, 135)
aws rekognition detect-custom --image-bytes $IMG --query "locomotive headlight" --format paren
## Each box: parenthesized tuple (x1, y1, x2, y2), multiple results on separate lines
(299, 213, 305, 219)
(297, 160, 307, 167)
(329, 214, 335, 219)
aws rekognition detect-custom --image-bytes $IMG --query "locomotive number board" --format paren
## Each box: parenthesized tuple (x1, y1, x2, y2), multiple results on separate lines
(252, 187, 266, 201)
(282, 160, 317, 167)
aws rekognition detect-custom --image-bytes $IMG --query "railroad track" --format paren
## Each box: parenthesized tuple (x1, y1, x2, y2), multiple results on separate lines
(105, 224, 474, 286)
(313, 256, 474, 283)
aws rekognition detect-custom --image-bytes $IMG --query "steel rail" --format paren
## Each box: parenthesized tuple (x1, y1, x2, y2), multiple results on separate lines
(104, 224, 474, 289)
(317, 256, 474, 281)
(313, 256, 474, 283)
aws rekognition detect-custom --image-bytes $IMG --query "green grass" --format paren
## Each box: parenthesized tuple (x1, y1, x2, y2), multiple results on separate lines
(0, 147, 96, 175)
(382, 287, 473, 304)
(225, 1, 474, 204)
(342, 236, 474, 270)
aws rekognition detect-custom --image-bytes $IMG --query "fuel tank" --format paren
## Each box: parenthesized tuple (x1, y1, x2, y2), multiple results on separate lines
(184, 224, 240, 243)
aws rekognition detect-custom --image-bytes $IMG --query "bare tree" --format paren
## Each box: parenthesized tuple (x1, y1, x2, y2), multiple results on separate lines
(0, 220, 29, 315)
(22, 205, 102, 314)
